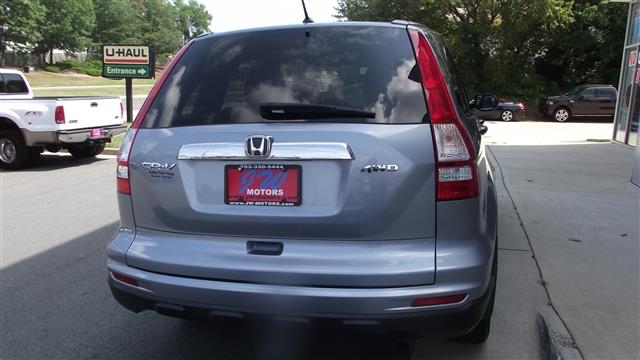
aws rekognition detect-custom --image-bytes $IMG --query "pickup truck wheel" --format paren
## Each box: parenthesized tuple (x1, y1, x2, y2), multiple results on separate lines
(553, 108, 570, 122)
(45, 144, 62, 153)
(67, 143, 106, 158)
(0, 131, 30, 170)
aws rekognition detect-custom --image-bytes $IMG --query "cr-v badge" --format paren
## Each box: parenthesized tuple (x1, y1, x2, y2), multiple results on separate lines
(141, 162, 176, 179)
(361, 164, 399, 173)
(141, 162, 176, 171)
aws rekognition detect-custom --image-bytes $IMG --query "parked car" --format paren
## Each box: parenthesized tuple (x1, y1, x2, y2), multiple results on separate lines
(0, 69, 126, 169)
(538, 84, 617, 122)
(107, 21, 498, 344)
(470, 94, 526, 121)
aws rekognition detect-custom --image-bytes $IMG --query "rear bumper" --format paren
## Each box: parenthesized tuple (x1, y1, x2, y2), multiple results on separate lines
(22, 125, 128, 146)
(107, 258, 492, 336)
(58, 124, 127, 143)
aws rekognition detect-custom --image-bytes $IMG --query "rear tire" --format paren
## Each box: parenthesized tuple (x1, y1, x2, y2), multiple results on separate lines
(501, 110, 514, 122)
(67, 143, 106, 158)
(553, 107, 570, 122)
(0, 130, 30, 170)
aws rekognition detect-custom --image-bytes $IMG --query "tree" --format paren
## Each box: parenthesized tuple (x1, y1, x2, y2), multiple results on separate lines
(92, 0, 141, 45)
(38, 0, 96, 64)
(337, 0, 621, 100)
(135, 0, 182, 60)
(0, 0, 46, 65)
(175, 0, 211, 43)
(535, 0, 628, 93)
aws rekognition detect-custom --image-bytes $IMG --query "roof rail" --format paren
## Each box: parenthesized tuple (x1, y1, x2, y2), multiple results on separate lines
(391, 19, 420, 26)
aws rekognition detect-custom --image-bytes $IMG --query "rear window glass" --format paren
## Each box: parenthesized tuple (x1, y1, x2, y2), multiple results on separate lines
(142, 26, 428, 128)
(3, 74, 28, 94)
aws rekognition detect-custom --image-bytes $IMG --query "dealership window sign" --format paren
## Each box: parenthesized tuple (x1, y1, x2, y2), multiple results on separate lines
(101, 45, 155, 122)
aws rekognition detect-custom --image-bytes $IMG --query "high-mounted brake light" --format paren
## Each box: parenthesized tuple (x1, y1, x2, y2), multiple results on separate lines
(409, 29, 479, 201)
(116, 41, 193, 195)
(55, 105, 65, 124)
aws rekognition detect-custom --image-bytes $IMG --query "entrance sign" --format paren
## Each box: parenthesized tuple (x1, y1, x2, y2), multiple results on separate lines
(101, 44, 155, 123)
(102, 45, 154, 79)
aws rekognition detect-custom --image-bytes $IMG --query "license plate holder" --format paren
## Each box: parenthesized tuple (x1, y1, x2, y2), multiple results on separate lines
(89, 128, 104, 138)
(225, 164, 301, 206)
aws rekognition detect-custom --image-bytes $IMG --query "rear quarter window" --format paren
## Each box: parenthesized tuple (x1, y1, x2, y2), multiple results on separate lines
(142, 26, 428, 128)
(3, 74, 28, 94)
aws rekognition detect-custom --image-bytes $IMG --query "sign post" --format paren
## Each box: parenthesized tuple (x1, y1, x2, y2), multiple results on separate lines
(102, 45, 155, 123)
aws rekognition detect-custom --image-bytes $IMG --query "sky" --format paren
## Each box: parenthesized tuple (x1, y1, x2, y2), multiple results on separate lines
(199, 0, 341, 33)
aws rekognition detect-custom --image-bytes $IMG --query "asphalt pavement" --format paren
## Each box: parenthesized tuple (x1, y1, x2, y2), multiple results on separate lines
(1, 120, 637, 359)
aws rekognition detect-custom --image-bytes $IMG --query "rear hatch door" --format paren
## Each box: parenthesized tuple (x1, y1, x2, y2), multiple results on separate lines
(127, 25, 438, 287)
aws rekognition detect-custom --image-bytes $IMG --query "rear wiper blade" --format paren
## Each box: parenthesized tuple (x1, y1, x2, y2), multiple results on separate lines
(259, 102, 375, 120)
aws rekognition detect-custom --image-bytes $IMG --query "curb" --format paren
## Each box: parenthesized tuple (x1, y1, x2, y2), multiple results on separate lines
(102, 148, 118, 156)
(537, 309, 583, 360)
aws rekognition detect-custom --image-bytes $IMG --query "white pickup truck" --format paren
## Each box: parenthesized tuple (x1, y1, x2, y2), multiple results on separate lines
(0, 68, 126, 169)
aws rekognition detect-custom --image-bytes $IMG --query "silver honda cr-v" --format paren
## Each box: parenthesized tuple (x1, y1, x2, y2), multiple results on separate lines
(107, 21, 498, 343)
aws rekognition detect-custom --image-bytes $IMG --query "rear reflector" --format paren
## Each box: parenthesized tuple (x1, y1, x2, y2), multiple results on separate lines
(411, 294, 466, 307)
(54, 105, 65, 124)
(111, 271, 139, 287)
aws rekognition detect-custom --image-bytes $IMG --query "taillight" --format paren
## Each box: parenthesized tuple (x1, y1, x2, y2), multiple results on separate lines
(409, 29, 479, 201)
(117, 128, 137, 194)
(116, 41, 192, 195)
(519, 103, 526, 110)
(54, 105, 65, 124)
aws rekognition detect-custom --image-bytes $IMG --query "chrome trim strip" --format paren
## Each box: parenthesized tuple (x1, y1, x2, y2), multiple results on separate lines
(178, 142, 354, 160)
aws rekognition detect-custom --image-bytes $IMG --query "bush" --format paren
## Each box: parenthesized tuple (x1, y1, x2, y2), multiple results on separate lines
(46, 59, 103, 77)
(60, 59, 102, 77)
(45, 65, 61, 73)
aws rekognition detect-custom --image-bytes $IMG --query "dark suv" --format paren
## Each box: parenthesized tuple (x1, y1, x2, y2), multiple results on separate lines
(539, 85, 617, 122)
(107, 21, 498, 344)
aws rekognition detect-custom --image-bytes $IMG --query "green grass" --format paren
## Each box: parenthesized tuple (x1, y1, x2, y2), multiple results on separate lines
(33, 85, 154, 97)
(106, 124, 133, 149)
(24, 70, 157, 88)
(107, 133, 125, 149)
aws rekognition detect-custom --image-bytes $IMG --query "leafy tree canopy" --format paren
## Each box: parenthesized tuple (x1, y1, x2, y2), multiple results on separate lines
(336, 0, 626, 100)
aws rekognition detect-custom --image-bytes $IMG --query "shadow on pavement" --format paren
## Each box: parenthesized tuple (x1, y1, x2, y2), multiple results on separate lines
(0, 153, 109, 173)
(1, 222, 471, 360)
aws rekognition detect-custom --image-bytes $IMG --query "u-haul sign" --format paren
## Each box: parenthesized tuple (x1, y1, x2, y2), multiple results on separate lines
(101, 45, 154, 79)
(103, 45, 150, 64)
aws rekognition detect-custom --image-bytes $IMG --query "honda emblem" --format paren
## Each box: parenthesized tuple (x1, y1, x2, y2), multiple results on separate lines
(245, 135, 273, 158)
